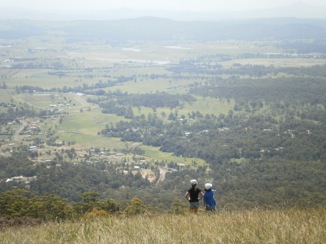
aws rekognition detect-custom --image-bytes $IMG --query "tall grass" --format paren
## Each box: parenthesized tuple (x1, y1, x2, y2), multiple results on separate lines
(0, 208, 325, 243)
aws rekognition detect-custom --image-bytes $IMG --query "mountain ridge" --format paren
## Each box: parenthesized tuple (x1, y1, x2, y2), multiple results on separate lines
(1, 17, 326, 41)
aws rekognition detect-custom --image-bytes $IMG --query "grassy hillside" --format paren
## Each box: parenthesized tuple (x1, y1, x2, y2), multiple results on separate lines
(0, 208, 324, 243)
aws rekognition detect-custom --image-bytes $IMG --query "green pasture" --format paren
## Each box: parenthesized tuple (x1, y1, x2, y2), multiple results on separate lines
(12, 93, 90, 110)
(132, 96, 234, 119)
(182, 96, 234, 116)
(0, 89, 14, 103)
(140, 144, 206, 165)
(105, 77, 194, 94)
(56, 132, 127, 150)
(14, 93, 52, 109)
(0, 89, 16, 113)
(57, 110, 128, 136)
(2, 66, 171, 91)
(5, 71, 101, 89)
(105, 78, 170, 94)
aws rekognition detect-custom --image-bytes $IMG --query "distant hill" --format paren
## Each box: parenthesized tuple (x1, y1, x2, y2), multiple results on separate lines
(239, 1, 326, 20)
(1, 18, 326, 41)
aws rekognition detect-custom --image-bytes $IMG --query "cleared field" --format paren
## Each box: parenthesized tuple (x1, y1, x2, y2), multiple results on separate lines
(141, 145, 206, 165)
(130, 97, 233, 123)
(5, 73, 102, 89)
(56, 132, 126, 150)
(0, 89, 15, 104)
(12, 93, 97, 112)
(106, 78, 191, 94)
(182, 96, 234, 116)
(14, 93, 54, 109)
(57, 110, 127, 135)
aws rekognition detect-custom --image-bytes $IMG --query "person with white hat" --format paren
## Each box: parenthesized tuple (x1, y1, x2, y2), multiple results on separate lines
(203, 183, 216, 211)
(184, 179, 204, 213)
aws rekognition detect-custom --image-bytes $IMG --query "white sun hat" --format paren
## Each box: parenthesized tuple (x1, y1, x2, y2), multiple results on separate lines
(190, 179, 198, 185)
(204, 183, 212, 190)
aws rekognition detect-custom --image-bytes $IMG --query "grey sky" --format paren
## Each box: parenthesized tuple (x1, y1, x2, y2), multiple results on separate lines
(1, 0, 326, 12)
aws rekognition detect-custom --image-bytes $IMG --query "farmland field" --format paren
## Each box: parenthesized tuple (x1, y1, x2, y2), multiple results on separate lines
(1, 38, 325, 159)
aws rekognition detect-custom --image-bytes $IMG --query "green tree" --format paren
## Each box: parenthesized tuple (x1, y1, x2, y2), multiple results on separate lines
(125, 197, 147, 216)
(0, 189, 34, 217)
(35, 194, 75, 221)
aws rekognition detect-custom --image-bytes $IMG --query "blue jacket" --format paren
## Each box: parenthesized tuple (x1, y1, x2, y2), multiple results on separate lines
(203, 189, 216, 207)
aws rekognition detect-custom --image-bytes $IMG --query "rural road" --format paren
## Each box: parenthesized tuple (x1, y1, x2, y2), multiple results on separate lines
(13, 120, 27, 141)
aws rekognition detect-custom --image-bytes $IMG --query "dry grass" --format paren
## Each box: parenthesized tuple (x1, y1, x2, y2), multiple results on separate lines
(0, 208, 325, 243)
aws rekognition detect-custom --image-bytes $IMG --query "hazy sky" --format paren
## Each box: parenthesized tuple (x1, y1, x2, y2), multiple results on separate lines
(1, 0, 326, 12)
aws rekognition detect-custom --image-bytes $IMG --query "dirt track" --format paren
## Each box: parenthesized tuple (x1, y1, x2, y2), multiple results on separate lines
(156, 167, 166, 185)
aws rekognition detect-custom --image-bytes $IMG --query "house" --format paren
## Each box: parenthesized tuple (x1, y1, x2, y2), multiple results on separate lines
(29, 146, 38, 152)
